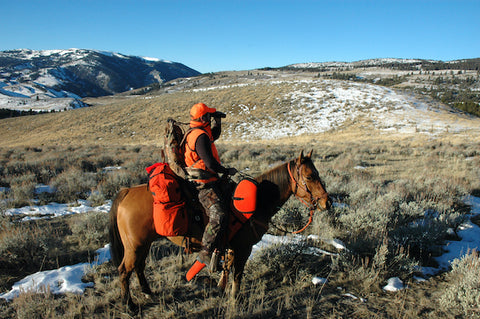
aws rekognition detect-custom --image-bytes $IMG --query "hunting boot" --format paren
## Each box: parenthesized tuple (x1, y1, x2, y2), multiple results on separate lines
(191, 248, 221, 275)
(185, 248, 214, 281)
(186, 259, 206, 281)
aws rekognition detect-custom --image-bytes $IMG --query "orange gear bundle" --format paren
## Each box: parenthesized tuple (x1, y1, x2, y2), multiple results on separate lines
(228, 178, 259, 240)
(232, 178, 258, 215)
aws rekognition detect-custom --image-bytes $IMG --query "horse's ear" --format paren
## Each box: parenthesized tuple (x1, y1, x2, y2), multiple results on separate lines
(298, 150, 304, 163)
(307, 150, 313, 158)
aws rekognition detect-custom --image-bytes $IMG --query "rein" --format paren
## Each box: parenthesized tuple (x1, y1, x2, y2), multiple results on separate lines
(287, 161, 316, 234)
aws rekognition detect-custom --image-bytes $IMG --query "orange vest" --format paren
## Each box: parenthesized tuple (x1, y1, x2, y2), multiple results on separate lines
(185, 125, 221, 183)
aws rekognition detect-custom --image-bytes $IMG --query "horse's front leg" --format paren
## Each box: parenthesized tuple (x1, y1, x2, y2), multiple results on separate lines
(232, 248, 250, 296)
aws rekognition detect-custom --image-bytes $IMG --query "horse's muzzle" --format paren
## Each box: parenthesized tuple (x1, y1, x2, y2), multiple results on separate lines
(325, 198, 333, 211)
(316, 196, 332, 211)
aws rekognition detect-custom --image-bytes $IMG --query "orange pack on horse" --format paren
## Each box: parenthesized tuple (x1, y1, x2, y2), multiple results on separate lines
(109, 151, 331, 309)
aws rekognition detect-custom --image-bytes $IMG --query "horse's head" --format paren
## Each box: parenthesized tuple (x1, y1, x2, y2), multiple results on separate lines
(288, 150, 332, 211)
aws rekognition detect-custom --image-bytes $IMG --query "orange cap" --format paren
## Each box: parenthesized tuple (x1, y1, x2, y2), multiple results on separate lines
(190, 103, 216, 120)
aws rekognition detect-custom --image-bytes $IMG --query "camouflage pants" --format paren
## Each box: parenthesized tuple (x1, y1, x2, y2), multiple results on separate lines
(197, 182, 229, 259)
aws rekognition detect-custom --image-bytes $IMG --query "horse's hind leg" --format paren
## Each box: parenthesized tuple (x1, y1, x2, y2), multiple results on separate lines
(118, 251, 136, 310)
(135, 245, 153, 296)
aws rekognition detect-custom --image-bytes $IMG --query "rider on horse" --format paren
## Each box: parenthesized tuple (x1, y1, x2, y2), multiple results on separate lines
(184, 103, 237, 279)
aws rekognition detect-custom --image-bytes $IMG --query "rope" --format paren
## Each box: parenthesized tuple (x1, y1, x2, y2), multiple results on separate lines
(292, 209, 314, 234)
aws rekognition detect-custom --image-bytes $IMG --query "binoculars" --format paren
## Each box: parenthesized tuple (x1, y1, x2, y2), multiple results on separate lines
(212, 111, 226, 118)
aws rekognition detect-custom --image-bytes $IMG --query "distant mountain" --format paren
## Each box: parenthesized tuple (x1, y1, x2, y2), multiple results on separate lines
(0, 48, 201, 113)
(286, 58, 426, 69)
(284, 57, 480, 70)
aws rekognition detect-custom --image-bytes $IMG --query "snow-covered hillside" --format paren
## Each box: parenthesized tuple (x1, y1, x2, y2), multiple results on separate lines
(0, 48, 200, 112)
(183, 78, 480, 141)
(0, 81, 86, 112)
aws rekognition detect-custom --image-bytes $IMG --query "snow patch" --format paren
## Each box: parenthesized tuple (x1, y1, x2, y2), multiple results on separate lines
(0, 245, 111, 301)
(312, 277, 328, 285)
(383, 277, 405, 292)
(4, 199, 111, 221)
(431, 196, 480, 272)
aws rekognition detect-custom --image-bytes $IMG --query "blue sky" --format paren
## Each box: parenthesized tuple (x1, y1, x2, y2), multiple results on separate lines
(1, 0, 479, 73)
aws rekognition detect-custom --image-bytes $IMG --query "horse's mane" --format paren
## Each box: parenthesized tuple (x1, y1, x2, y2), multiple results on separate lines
(255, 160, 291, 191)
(253, 160, 294, 215)
(252, 156, 316, 211)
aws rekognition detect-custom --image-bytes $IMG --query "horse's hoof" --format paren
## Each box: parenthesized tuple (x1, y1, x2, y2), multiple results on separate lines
(142, 292, 154, 302)
(141, 287, 153, 296)
(127, 301, 139, 314)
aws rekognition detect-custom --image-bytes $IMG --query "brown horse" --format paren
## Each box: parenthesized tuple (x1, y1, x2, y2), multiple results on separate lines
(109, 151, 331, 309)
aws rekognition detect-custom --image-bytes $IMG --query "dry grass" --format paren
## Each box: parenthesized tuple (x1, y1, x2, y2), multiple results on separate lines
(0, 134, 478, 317)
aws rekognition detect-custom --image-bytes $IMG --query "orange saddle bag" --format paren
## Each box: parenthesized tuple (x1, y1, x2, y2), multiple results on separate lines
(146, 163, 188, 236)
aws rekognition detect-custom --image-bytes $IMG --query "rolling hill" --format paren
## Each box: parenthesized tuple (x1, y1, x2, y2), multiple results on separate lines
(0, 65, 479, 148)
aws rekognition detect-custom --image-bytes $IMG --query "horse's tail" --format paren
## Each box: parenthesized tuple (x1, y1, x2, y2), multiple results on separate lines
(109, 188, 129, 267)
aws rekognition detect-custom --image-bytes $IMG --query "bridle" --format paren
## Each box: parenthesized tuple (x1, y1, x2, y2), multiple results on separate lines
(287, 160, 321, 210)
(250, 159, 327, 238)
(287, 160, 319, 234)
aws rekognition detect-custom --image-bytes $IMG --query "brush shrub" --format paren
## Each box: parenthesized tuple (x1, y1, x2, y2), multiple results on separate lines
(333, 237, 418, 296)
(271, 198, 309, 233)
(51, 167, 96, 203)
(68, 211, 109, 249)
(86, 190, 106, 207)
(0, 217, 61, 273)
(97, 169, 137, 198)
(248, 234, 335, 280)
(248, 241, 311, 284)
(9, 173, 36, 208)
(439, 250, 480, 317)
